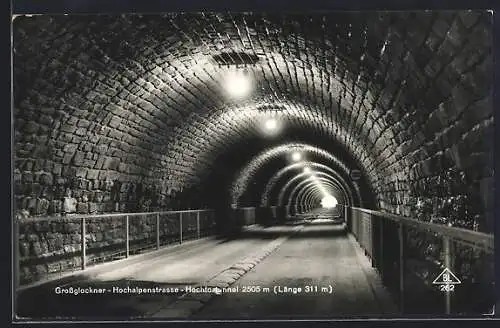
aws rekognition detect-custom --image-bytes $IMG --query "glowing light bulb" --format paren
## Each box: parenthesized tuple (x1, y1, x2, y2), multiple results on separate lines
(291, 152, 302, 162)
(265, 118, 278, 131)
(303, 167, 311, 174)
(224, 71, 252, 98)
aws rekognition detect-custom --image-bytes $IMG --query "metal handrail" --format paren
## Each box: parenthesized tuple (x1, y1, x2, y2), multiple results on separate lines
(14, 208, 218, 288)
(344, 204, 494, 315)
(16, 206, 289, 288)
(348, 205, 494, 252)
(15, 208, 214, 223)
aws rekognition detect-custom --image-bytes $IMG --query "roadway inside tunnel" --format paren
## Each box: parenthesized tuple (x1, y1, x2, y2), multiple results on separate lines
(17, 210, 400, 320)
(191, 222, 396, 319)
(12, 11, 494, 320)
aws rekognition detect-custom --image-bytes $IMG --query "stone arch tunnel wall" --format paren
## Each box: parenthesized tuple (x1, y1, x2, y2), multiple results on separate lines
(13, 12, 493, 234)
(260, 161, 356, 207)
(229, 143, 365, 208)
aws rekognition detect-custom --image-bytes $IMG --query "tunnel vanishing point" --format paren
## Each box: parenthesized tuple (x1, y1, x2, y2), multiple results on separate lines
(12, 11, 495, 319)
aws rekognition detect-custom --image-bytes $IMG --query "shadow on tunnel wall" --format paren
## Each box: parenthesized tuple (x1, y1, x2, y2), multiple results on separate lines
(199, 136, 278, 236)
(197, 128, 380, 239)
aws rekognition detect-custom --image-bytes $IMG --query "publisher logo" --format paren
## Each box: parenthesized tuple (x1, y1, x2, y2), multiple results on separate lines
(433, 267, 461, 292)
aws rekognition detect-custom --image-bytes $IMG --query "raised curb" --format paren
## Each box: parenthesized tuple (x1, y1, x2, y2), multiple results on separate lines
(149, 225, 304, 318)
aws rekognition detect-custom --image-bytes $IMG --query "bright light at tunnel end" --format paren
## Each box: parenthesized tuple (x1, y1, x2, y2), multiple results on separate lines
(291, 152, 302, 162)
(223, 70, 253, 99)
(321, 195, 338, 209)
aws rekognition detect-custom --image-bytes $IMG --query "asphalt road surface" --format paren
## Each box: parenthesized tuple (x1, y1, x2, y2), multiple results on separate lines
(192, 221, 397, 319)
(16, 217, 396, 320)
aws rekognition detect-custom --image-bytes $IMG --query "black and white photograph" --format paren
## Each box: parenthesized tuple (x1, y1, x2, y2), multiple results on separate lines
(12, 11, 495, 320)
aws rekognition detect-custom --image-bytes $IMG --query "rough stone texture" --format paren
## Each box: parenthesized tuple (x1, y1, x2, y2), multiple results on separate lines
(17, 212, 217, 284)
(278, 174, 345, 206)
(260, 161, 354, 207)
(13, 12, 493, 234)
(231, 143, 361, 207)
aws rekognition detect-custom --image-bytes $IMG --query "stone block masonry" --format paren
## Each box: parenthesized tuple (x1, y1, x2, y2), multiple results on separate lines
(13, 13, 493, 233)
(17, 213, 217, 285)
(12, 11, 493, 281)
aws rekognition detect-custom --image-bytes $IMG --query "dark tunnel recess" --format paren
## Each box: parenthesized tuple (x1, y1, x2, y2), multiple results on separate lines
(13, 11, 493, 233)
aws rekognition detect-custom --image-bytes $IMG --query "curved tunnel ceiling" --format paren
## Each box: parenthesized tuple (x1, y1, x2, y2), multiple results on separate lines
(278, 172, 345, 206)
(13, 12, 493, 231)
(231, 142, 357, 205)
(261, 161, 356, 207)
(302, 188, 325, 208)
(290, 177, 345, 206)
(300, 182, 341, 208)
(295, 180, 344, 207)
(270, 165, 352, 207)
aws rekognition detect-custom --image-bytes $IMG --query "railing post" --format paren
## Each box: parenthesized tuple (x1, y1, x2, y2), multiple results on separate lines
(125, 215, 129, 258)
(344, 205, 348, 227)
(443, 236, 452, 315)
(156, 213, 160, 250)
(398, 222, 405, 314)
(179, 212, 183, 244)
(353, 209, 357, 238)
(196, 211, 200, 239)
(14, 218, 20, 289)
(81, 218, 86, 270)
(379, 217, 384, 278)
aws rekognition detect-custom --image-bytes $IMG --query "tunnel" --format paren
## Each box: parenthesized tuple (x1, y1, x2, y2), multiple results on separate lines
(12, 11, 495, 320)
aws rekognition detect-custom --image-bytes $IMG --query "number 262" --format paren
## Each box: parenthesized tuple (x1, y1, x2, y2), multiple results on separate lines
(440, 284, 455, 292)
